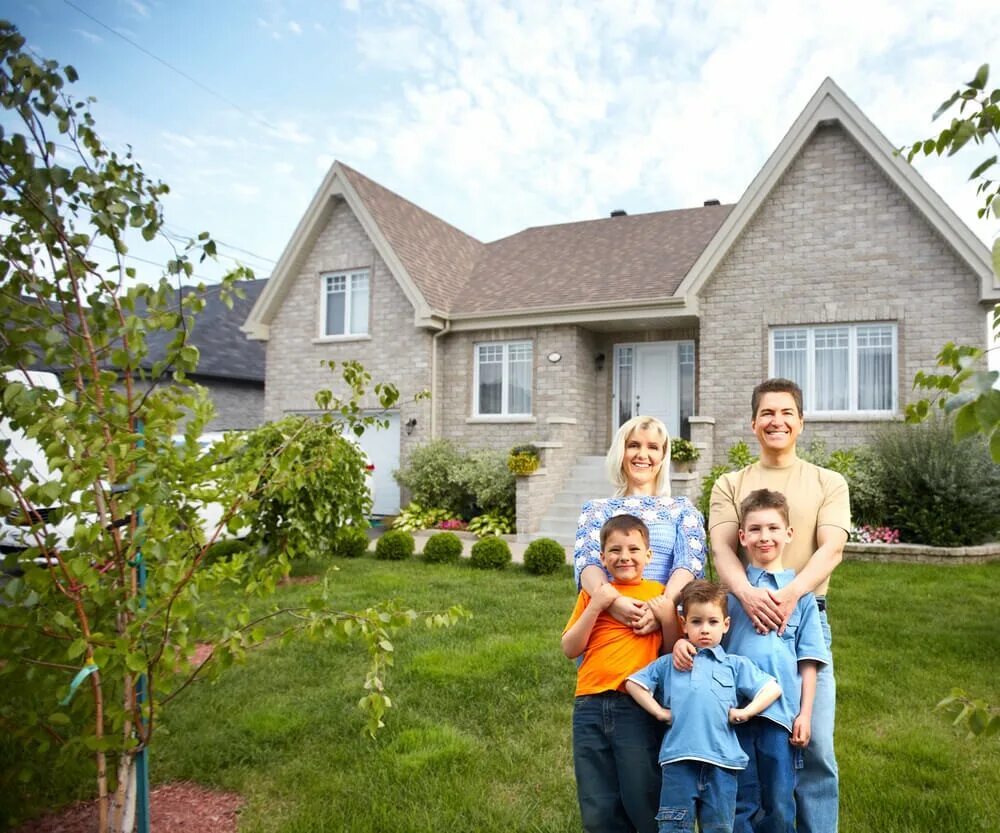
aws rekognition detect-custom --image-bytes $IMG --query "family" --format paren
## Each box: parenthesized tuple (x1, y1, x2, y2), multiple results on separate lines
(563, 378, 850, 833)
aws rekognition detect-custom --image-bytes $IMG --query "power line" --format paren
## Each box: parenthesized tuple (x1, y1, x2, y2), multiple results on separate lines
(61, 0, 285, 136)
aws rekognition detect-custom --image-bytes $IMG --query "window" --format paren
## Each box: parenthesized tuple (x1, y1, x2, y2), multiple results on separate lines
(474, 341, 532, 416)
(320, 270, 369, 336)
(770, 323, 897, 414)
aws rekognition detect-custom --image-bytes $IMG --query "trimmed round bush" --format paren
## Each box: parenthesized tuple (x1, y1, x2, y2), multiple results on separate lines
(523, 537, 566, 575)
(469, 536, 512, 570)
(422, 531, 463, 564)
(333, 526, 370, 558)
(374, 529, 415, 561)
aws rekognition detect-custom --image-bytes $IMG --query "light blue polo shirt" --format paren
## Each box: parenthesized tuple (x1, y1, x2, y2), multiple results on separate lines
(628, 645, 775, 770)
(723, 566, 830, 732)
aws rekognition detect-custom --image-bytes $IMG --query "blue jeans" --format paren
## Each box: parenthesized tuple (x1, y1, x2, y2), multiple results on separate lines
(573, 691, 664, 833)
(735, 718, 798, 833)
(657, 760, 738, 833)
(796, 606, 838, 833)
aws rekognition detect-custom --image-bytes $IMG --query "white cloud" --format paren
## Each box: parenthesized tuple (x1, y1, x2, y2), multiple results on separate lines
(266, 121, 314, 145)
(288, 20, 302, 35)
(74, 29, 103, 44)
(124, 0, 150, 18)
(233, 183, 261, 199)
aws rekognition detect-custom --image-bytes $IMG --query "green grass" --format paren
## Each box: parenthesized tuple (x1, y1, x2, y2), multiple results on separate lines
(7, 558, 1000, 831)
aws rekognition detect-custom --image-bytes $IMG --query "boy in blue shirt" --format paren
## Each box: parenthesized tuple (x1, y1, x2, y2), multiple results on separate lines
(626, 581, 780, 833)
(723, 489, 829, 833)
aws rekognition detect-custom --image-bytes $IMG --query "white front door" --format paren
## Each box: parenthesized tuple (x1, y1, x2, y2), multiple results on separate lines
(635, 343, 680, 439)
(614, 342, 688, 440)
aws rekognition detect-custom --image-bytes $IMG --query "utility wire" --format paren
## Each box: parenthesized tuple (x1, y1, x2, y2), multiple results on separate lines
(61, 0, 285, 136)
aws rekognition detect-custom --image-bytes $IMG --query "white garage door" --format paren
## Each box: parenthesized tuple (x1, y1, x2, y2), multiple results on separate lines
(353, 411, 401, 517)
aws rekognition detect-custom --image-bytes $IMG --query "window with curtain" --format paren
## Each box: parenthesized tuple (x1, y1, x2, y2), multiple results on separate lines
(474, 341, 533, 416)
(320, 269, 370, 336)
(770, 323, 897, 414)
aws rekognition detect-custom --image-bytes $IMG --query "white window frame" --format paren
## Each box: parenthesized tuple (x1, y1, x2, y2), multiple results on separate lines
(319, 269, 370, 338)
(768, 323, 898, 416)
(472, 340, 533, 417)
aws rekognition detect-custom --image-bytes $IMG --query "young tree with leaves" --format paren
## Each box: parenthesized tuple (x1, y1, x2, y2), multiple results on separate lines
(0, 22, 463, 832)
(901, 63, 1000, 462)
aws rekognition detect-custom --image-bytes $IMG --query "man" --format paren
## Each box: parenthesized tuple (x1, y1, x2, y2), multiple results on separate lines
(709, 378, 850, 833)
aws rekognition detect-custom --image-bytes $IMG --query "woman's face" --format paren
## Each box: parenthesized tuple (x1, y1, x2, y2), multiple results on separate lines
(622, 424, 665, 494)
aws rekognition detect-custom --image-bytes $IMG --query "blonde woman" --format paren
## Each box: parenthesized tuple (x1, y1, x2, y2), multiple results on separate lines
(574, 415, 706, 640)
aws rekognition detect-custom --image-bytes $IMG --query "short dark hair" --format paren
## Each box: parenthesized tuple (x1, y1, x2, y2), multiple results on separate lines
(679, 580, 728, 617)
(739, 488, 790, 528)
(751, 378, 803, 420)
(600, 514, 650, 550)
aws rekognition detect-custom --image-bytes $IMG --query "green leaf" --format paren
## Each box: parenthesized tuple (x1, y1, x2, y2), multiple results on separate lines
(968, 63, 989, 91)
(969, 155, 997, 180)
(932, 90, 961, 120)
(990, 430, 1000, 463)
(992, 237, 1000, 279)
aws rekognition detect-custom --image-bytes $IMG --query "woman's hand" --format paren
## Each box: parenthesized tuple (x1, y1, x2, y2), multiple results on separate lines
(606, 594, 648, 626)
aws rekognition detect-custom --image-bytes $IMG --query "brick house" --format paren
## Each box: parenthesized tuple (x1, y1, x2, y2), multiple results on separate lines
(242, 78, 998, 533)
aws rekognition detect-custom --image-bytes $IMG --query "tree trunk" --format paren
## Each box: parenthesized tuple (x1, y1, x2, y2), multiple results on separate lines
(108, 754, 137, 833)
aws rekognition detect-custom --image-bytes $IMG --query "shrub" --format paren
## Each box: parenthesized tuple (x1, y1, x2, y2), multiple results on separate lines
(422, 531, 464, 564)
(469, 536, 512, 570)
(860, 417, 1000, 546)
(375, 529, 415, 560)
(202, 538, 251, 565)
(523, 538, 566, 575)
(507, 444, 541, 475)
(467, 510, 515, 537)
(393, 503, 452, 531)
(333, 526, 370, 558)
(393, 439, 468, 516)
(670, 438, 700, 464)
(394, 441, 516, 519)
(697, 441, 757, 518)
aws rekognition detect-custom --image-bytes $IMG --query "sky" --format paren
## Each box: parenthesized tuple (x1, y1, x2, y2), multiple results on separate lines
(2, 0, 999, 288)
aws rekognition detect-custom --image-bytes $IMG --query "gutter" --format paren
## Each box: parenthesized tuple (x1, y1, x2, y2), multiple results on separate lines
(430, 319, 451, 438)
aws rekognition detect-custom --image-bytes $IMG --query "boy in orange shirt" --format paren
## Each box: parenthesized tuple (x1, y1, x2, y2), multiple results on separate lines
(562, 514, 675, 833)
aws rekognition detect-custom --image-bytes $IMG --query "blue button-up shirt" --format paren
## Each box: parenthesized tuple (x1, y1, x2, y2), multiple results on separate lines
(628, 645, 775, 770)
(723, 566, 830, 732)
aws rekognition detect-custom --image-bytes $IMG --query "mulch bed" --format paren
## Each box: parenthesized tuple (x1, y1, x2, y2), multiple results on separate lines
(13, 782, 244, 833)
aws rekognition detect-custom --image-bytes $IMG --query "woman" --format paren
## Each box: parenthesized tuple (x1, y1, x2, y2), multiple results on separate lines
(574, 415, 706, 639)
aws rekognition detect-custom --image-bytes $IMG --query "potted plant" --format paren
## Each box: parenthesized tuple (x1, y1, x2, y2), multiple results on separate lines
(507, 444, 541, 475)
(670, 438, 700, 473)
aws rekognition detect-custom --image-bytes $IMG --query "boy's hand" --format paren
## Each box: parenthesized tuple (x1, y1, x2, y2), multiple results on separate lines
(729, 707, 751, 725)
(654, 706, 673, 724)
(791, 713, 812, 747)
(606, 594, 648, 625)
(671, 638, 697, 671)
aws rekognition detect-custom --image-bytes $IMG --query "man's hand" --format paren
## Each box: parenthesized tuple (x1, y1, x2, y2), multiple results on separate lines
(790, 713, 812, 747)
(672, 637, 697, 671)
(738, 586, 797, 634)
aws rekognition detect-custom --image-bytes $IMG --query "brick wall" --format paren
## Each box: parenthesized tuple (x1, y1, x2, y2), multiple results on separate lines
(203, 379, 264, 430)
(264, 200, 433, 464)
(698, 124, 988, 461)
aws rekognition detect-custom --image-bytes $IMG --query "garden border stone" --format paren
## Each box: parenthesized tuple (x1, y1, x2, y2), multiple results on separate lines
(844, 541, 1000, 565)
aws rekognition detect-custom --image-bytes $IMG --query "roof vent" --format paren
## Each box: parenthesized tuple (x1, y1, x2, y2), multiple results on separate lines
(703, 199, 721, 206)
(609, 209, 627, 217)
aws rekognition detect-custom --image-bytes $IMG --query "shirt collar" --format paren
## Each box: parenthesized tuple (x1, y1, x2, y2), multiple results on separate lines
(698, 644, 728, 661)
(746, 564, 796, 589)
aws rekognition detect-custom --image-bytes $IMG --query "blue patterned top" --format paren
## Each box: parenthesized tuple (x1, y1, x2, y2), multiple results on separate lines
(574, 496, 707, 590)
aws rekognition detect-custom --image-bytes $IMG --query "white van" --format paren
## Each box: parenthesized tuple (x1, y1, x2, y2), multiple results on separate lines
(0, 370, 75, 562)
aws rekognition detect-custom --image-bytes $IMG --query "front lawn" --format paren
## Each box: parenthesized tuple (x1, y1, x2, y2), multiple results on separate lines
(147, 557, 1000, 832)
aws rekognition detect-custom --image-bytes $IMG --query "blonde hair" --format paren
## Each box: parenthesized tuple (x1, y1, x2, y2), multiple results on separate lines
(606, 415, 671, 497)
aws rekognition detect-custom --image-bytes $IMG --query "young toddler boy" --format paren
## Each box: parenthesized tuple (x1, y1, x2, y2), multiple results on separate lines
(625, 580, 780, 833)
(722, 488, 829, 833)
(562, 514, 674, 833)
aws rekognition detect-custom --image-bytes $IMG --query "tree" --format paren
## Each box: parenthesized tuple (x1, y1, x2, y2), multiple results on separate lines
(0, 22, 464, 832)
(900, 63, 1000, 461)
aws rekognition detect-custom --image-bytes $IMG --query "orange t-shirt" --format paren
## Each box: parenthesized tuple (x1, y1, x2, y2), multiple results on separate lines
(564, 579, 665, 696)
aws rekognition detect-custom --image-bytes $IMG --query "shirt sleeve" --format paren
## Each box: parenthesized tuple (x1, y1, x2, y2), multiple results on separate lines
(793, 594, 830, 666)
(627, 655, 668, 702)
(817, 469, 851, 533)
(669, 498, 707, 580)
(709, 470, 740, 531)
(574, 500, 612, 590)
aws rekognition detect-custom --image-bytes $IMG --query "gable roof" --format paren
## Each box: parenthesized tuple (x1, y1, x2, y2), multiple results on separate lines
(449, 205, 732, 318)
(677, 77, 999, 302)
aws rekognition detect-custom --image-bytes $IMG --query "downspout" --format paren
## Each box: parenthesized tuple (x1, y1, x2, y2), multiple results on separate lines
(430, 320, 450, 439)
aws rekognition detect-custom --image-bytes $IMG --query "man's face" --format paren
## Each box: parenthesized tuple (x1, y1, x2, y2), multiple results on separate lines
(752, 391, 803, 454)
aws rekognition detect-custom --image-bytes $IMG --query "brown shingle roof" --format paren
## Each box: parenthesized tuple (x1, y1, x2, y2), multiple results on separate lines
(338, 163, 484, 312)
(451, 205, 733, 314)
